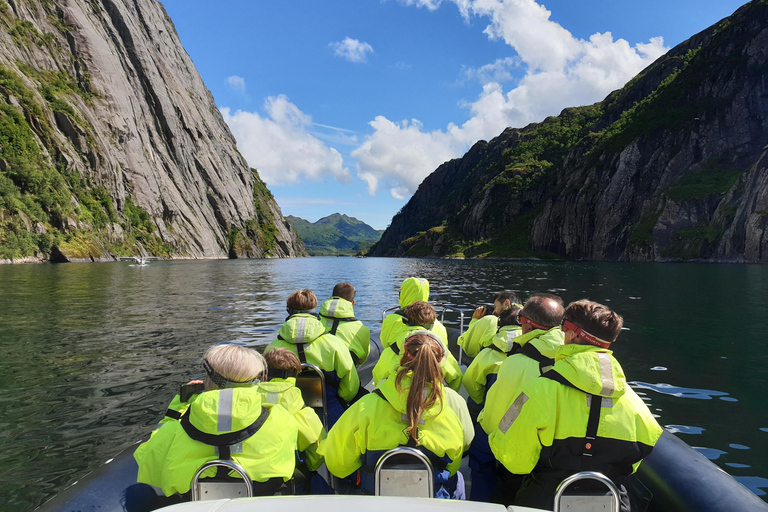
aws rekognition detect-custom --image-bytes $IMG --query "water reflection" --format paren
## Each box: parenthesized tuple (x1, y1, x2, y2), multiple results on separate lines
(1, 258, 768, 509)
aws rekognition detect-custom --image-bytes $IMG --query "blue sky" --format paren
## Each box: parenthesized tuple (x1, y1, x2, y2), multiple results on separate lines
(161, 0, 747, 230)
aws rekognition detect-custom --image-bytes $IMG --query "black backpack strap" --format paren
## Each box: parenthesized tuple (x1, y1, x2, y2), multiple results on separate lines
(181, 406, 270, 477)
(295, 343, 307, 364)
(164, 408, 182, 421)
(541, 370, 603, 467)
(519, 343, 555, 373)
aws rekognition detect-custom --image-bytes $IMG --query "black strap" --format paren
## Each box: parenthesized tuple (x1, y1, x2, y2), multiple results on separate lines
(267, 368, 296, 380)
(296, 343, 307, 364)
(518, 343, 555, 373)
(180, 407, 270, 451)
(541, 370, 603, 465)
(164, 409, 182, 420)
(330, 318, 341, 335)
(541, 369, 578, 389)
(389, 343, 401, 356)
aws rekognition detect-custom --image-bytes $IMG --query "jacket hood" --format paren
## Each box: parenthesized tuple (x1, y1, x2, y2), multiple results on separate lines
(399, 277, 430, 308)
(553, 344, 627, 399)
(319, 297, 355, 319)
(378, 373, 443, 420)
(258, 379, 304, 415)
(278, 314, 326, 344)
(515, 327, 564, 358)
(189, 386, 264, 434)
(491, 325, 522, 351)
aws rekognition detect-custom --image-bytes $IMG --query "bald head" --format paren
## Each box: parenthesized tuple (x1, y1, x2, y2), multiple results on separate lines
(520, 293, 564, 329)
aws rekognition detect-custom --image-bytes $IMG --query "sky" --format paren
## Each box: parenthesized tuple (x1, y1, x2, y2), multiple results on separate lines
(160, 0, 748, 230)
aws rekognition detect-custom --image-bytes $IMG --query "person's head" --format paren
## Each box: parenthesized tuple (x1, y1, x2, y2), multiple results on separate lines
(519, 293, 564, 334)
(395, 331, 444, 441)
(264, 348, 302, 380)
(497, 301, 523, 328)
(562, 300, 623, 347)
(403, 300, 436, 328)
(287, 289, 317, 314)
(493, 291, 519, 314)
(332, 282, 356, 303)
(398, 277, 430, 308)
(202, 344, 265, 391)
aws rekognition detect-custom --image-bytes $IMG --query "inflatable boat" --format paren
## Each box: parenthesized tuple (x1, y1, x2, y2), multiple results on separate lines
(34, 332, 768, 512)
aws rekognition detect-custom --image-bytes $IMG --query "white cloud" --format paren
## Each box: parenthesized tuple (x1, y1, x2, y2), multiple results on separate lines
(221, 95, 351, 186)
(354, 0, 669, 197)
(330, 37, 374, 63)
(461, 56, 521, 85)
(226, 75, 246, 92)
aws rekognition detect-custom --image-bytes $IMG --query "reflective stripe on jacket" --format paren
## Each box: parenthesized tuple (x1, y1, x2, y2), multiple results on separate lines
(487, 344, 662, 505)
(265, 314, 360, 402)
(319, 297, 371, 365)
(479, 326, 563, 435)
(135, 386, 298, 496)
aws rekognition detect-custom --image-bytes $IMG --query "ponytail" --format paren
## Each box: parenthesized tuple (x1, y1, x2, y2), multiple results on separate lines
(395, 332, 444, 442)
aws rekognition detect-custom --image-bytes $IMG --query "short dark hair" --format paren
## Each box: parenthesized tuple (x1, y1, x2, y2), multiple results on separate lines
(521, 293, 564, 328)
(498, 302, 523, 327)
(494, 291, 519, 305)
(564, 299, 623, 343)
(332, 282, 356, 302)
(287, 289, 317, 310)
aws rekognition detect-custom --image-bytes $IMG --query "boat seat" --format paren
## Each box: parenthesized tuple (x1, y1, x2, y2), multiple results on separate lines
(296, 363, 328, 429)
(190, 460, 252, 501)
(375, 447, 434, 498)
(554, 471, 621, 512)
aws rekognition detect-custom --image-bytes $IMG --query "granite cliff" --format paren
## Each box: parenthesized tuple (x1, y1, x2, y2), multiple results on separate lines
(0, 0, 305, 262)
(371, 0, 768, 263)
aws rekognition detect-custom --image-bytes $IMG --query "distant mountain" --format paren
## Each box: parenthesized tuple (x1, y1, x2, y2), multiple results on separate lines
(287, 214, 382, 256)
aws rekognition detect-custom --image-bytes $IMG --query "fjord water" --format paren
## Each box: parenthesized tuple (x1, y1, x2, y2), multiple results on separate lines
(1, 257, 767, 510)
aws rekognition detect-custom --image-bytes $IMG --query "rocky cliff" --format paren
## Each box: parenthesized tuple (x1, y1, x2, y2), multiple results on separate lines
(371, 0, 768, 263)
(0, 0, 306, 262)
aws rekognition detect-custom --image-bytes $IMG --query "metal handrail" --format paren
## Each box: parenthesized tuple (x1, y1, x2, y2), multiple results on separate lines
(435, 305, 465, 365)
(553, 471, 621, 512)
(190, 459, 253, 500)
(374, 446, 434, 497)
(298, 362, 328, 430)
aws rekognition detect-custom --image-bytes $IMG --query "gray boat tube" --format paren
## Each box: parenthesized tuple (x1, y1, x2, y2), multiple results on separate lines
(632, 430, 768, 512)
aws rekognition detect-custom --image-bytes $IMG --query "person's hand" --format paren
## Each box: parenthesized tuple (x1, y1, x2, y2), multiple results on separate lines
(472, 306, 486, 319)
(186, 379, 203, 386)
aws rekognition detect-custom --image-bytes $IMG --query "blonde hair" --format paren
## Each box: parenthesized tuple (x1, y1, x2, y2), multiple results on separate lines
(395, 333, 444, 442)
(203, 344, 266, 391)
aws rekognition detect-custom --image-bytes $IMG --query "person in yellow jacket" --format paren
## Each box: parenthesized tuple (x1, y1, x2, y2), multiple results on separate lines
(134, 344, 299, 501)
(487, 300, 663, 511)
(321, 331, 466, 498)
(475, 293, 564, 503)
(319, 282, 371, 365)
(264, 289, 360, 427)
(260, 349, 325, 472)
(380, 277, 448, 348)
(373, 301, 463, 392)
(457, 291, 520, 359)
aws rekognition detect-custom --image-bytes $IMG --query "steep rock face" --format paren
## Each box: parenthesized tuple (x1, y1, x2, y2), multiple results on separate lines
(371, 0, 768, 263)
(0, 0, 305, 261)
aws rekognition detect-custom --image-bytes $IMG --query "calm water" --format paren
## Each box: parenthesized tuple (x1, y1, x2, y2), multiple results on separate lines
(1, 257, 768, 510)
